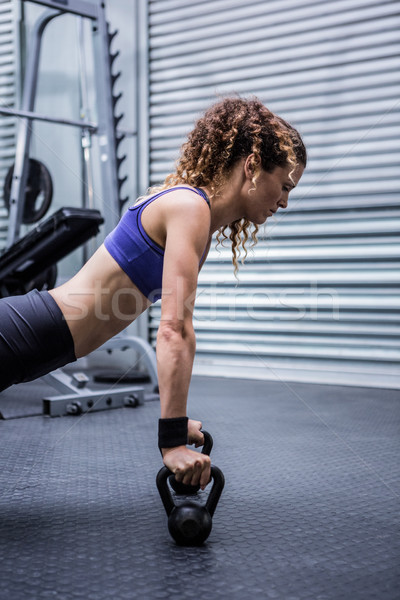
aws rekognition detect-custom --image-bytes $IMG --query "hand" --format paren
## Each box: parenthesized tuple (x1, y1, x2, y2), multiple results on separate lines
(188, 419, 204, 448)
(162, 446, 211, 490)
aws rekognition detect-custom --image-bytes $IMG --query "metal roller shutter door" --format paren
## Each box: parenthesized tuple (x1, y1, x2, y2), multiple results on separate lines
(0, 0, 19, 249)
(147, 0, 400, 389)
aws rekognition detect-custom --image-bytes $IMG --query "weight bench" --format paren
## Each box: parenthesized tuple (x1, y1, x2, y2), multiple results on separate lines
(0, 207, 159, 416)
(0, 206, 104, 297)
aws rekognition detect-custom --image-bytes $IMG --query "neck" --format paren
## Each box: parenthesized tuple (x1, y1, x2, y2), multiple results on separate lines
(201, 165, 246, 233)
(208, 193, 243, 233)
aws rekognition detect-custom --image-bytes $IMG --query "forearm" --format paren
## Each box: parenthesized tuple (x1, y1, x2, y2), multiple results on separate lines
(156, 326, 210, 489)
(156, 324, 196, 419)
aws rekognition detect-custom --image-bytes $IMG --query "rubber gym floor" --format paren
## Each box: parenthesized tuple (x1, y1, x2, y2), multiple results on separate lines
(0, 373, 399, 600)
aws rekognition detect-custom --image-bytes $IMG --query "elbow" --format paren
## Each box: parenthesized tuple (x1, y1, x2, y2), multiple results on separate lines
(157, 319, 195, 347)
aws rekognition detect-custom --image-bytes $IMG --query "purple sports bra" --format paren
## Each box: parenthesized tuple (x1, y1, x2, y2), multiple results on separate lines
(104, 186, 210, 302)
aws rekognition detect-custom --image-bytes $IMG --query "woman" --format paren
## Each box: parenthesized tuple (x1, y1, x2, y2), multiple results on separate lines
(0, 97, 307, 489)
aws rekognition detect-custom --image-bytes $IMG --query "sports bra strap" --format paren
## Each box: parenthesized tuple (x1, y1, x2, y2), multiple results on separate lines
(130, 186, 210, 213)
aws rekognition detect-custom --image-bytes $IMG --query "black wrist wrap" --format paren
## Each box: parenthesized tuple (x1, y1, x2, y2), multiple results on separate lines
(158, 417, 188, 450)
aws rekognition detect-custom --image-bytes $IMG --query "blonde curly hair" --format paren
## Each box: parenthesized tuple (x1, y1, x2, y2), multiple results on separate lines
(146, 96, 307, 273)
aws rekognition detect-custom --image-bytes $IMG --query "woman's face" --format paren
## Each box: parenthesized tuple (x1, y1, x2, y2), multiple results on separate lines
(243, 161, 304, 225)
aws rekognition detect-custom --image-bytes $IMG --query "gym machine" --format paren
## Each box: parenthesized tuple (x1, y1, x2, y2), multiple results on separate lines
(0, 0, 158, 416)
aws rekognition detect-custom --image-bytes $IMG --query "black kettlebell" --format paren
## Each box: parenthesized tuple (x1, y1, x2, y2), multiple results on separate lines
(169, 430, 213, 495)
(156, 464, 225, 546)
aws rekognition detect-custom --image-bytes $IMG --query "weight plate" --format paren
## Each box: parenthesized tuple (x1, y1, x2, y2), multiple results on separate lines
(3, 158, 53, 224)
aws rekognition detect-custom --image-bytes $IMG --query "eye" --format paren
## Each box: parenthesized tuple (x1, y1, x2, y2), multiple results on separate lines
(282, 186, 290, 193)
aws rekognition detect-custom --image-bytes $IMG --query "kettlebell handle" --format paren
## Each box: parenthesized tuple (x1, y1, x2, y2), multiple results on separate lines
(199, 430, 213, 455)
(205, 465, 225, 517)
(156, 466, 175, 516)
(156, 465, 225, 518)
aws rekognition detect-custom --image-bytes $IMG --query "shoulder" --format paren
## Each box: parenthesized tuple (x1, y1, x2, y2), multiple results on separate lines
(161, 187, 210, 226)
(164, 186, 209, 207)
(162, 188, 210, 256)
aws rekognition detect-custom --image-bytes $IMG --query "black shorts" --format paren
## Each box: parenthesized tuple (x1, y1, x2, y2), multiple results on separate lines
(0, 289, 76, 392)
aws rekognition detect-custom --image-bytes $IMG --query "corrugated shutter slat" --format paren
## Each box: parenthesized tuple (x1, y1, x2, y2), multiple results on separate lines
(147, 0, 400, 389)
(0, 0, 18, 249)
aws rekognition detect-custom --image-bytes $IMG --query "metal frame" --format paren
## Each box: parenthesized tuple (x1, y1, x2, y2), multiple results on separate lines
(98, 334, 158, 385)
(0, 0, 21, 250)
(2, 0, 159, 414)
(0, 105, 98, 131)
(4, 0, 125, 247)
(6, 7, 60, 247)
(135, 0, 150, 201)
(90, 1, 122, 237)
(42, 335, 158, 417)
(128, 0, 151, 343)
(25, 0, 98, 19)
(42, 370, 145, 417)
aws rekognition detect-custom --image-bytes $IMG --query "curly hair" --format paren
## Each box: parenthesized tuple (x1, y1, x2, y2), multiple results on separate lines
(146, 96, 307, 274)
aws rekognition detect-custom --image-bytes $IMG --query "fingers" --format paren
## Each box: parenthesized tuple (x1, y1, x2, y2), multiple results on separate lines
(187, 455, 211, 489)
(163, 447, 211, 490)
(187, 419, 204, 447)
(181, 455, 211, 489)
(189, 419, 202, 431)
(199, 457, 211, 490)
(194, 433, 205, 448)
(188, 460, 202, 486)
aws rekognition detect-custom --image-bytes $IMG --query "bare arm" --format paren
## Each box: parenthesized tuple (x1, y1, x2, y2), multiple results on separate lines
(156, 193, 211, 488)
(199, 236, 212, 272)
(156, 241, 197, 420)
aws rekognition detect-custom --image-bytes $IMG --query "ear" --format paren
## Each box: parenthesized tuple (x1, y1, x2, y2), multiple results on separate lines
(244, 154, 257, 180)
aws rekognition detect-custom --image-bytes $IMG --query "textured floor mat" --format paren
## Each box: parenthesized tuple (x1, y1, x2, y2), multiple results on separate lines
(0, 376, 399, 600)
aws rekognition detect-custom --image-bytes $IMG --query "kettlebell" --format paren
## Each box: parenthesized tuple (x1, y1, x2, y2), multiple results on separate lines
(156, 464, 225, 546)
(169, 430, 213, 495)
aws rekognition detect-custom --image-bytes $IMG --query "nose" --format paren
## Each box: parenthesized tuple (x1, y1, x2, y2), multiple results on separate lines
(277, 198, 288, 210)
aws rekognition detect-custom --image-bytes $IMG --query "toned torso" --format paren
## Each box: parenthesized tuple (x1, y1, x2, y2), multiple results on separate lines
(49, 188, 212, 358)
(49, 244, 152, 358)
